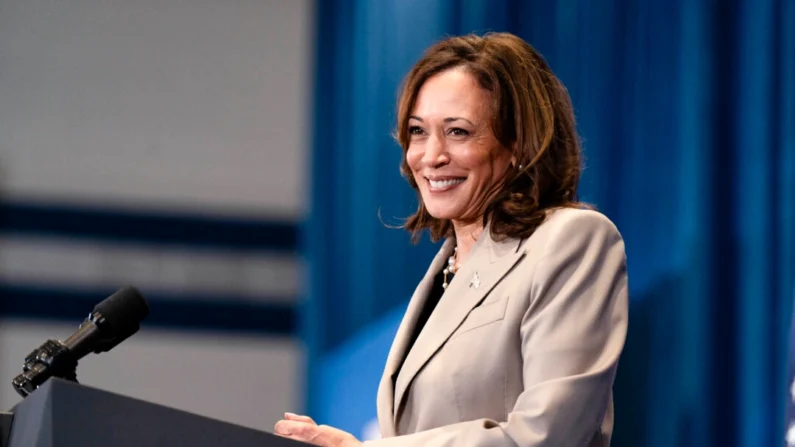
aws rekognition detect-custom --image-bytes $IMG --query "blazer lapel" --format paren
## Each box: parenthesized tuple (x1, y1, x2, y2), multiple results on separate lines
(376, 238, 455, 437)
(392, 230, 525, 426)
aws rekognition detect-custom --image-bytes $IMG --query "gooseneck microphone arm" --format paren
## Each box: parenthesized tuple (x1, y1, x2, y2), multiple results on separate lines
(11, 286, 149, 398)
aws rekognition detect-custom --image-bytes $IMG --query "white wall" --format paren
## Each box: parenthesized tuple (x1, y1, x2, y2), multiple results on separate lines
(0, 0, 312, 219)
(0, 0, 313, 430)
(0, 234, 300, 302)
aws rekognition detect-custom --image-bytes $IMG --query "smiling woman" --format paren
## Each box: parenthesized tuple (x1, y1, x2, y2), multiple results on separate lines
(276, 32, 629, 447)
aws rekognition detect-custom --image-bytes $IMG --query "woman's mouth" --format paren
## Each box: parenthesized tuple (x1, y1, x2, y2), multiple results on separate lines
(427, 177, 466, 192)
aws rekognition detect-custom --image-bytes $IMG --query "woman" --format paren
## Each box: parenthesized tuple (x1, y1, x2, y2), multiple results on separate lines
(276, 32, 628, 447)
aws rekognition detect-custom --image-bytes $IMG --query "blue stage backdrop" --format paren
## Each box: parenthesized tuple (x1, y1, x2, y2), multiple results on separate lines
(305, 1, 795, 446)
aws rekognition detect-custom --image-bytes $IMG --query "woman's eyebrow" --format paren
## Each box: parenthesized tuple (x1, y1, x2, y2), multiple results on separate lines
(408, 116, 474, 126)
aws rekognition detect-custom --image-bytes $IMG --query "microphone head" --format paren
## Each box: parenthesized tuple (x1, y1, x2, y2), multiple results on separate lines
(93, 286, 149, 349)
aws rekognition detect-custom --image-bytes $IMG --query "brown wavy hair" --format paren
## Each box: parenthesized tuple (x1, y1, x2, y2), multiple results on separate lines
(396, 32, 587, 243)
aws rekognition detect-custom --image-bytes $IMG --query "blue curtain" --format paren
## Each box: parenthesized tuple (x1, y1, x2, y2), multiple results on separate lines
(305, 0, 795, 446)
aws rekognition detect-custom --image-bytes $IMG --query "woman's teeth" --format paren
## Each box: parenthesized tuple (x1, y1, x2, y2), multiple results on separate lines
(428, 178, 465, 189)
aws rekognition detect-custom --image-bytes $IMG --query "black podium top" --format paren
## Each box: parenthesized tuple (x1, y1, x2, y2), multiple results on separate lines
(7, 378, 308, 447)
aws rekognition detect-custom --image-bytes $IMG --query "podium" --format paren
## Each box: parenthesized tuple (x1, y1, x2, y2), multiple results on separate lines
(1, 378, 308, 447)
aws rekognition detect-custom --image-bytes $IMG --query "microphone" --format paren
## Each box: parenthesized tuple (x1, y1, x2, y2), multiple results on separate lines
(11, 286, 149, 398)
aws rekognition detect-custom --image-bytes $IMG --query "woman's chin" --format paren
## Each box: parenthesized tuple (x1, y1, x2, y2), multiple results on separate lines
(424, 205, 464, 221)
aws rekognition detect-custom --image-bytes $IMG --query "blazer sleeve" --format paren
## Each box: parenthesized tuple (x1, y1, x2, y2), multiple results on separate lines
(363, 211, 629, 447)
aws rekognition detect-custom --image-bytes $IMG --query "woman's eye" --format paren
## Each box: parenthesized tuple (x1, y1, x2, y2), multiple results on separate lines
(408, 126, 424, 135)
(448, 128, 470, 136)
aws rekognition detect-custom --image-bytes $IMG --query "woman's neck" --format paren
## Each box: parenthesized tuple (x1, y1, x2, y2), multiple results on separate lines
(451, 220, 484, 269)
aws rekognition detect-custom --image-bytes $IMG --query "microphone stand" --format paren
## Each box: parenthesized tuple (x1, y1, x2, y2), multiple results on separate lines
(2, 340, 80, 447)
(12, 339, 80, 398)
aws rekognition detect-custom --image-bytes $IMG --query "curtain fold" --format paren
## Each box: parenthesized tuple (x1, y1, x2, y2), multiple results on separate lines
(305, 1, 795, 445)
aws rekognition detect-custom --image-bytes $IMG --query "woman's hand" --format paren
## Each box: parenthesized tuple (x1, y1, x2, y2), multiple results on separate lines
(274, 413, 362, 447)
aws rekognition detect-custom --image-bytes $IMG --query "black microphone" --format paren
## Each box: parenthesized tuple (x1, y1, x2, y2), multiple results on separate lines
(12, 286, 149, 398)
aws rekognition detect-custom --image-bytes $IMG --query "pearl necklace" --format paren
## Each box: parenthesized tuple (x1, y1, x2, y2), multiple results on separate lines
(442, 247, 458, 289)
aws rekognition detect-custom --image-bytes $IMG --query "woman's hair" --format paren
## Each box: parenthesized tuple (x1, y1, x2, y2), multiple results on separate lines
(396, 32, 587, 243)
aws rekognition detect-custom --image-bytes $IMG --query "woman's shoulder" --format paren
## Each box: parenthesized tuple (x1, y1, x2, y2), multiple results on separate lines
(543, 206, 621, 233)
(520, 206, 624, 252)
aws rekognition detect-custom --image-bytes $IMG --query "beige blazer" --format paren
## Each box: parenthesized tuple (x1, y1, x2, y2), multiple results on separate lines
(364, 208, 629, 447)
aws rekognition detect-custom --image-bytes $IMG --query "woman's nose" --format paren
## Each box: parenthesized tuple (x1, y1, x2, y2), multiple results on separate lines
(421, 134, 448, 167)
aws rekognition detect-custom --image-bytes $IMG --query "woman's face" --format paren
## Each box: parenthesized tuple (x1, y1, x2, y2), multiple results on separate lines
(406, 68, 514, 223)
